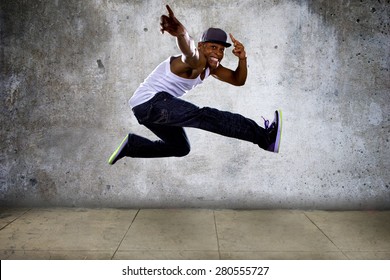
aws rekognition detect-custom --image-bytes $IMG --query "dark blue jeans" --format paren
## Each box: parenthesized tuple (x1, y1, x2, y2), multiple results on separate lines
(129, 92, 269, 158)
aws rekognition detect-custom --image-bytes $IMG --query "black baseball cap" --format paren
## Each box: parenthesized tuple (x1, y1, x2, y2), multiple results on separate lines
(200, 28, 231, 48)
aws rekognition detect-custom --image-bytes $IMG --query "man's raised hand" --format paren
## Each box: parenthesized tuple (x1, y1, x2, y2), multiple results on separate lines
(160, 5, 186, 37)
(229, 33, 247, 60)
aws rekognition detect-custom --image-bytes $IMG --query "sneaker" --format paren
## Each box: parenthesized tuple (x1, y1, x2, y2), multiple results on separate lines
(263, 110, 282, 153)
(108, 134, 129, 165)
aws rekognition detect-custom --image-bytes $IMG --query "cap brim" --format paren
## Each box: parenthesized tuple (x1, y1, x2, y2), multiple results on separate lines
(204, 40, 231, 48)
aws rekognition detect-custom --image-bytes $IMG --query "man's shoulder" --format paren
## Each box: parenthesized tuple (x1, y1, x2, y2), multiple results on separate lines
(170, 54, 206, 78)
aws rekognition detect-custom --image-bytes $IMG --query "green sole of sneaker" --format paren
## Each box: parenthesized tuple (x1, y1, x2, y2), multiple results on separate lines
(108, 135, 129, 165)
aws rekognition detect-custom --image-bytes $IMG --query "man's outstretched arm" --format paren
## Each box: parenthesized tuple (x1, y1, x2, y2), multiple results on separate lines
(160, 5, 200, 68)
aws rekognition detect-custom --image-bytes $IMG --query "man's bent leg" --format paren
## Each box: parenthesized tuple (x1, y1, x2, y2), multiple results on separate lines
(127, 125, 190, 158)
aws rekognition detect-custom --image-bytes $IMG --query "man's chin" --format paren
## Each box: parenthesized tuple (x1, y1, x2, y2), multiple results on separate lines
(208, 61, 219, 69)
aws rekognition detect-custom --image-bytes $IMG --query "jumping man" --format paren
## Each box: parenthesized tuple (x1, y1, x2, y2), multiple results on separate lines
(108, 5, 282, 164)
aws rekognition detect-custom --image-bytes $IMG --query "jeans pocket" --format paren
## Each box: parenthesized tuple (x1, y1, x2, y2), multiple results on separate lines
(133, 94, 170, 125)
(132, 102, 151, 124)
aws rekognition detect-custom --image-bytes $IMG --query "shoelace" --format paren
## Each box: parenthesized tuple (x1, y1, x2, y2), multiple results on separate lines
(262, 116, 270, 129)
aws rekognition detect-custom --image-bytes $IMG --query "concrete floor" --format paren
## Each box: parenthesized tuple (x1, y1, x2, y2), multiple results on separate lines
(0, 208, 389, 260)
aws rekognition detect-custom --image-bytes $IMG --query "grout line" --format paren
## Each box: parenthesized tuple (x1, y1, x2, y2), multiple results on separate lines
(213, 210, 222, 260)
(303, 212, 350, 260)
(111, 209, 141, 260)
(0, 208, 32, 231)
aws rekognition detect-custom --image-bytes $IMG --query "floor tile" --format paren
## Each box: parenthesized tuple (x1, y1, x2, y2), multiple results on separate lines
(0, 249, 113, 260)
(0, 208, 30, 229)
(220, 251, 347, 260)
(305, 211, 390, 251)
(114, 250, 220, 260)
(0, 208, 137, 251)
(215, 210, 340, 252)
(344, 251, 390, 260)
(1, 208, 388, 260)
(118, 209, 218, 251)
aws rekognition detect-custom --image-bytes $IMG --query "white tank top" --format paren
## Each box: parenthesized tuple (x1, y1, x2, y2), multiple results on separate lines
(129, 56, 210, 108)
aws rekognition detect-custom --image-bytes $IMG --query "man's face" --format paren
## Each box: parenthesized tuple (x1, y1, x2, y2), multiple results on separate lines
(199, 42, 225, 69)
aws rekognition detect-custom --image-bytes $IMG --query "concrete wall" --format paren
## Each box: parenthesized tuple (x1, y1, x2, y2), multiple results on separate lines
(1, 0, 389, 209)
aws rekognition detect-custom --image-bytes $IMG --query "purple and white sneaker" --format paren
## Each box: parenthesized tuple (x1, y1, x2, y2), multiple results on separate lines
(263, 110, 282, 153)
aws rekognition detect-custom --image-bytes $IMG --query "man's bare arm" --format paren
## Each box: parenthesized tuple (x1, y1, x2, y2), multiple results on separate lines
(160, 5, 200, 68)
(213, 34, 247, 86)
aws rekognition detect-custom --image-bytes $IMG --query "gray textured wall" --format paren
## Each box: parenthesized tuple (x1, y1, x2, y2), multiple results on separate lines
(1, 0, 389, 209)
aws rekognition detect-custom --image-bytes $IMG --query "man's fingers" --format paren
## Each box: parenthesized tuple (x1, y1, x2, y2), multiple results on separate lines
(229, 33, 237, 43)
(230, 33, 245, 50)
(166, 5, 174, 17)
(160, 15, 168, 23)
(160, 15, 168, 32)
